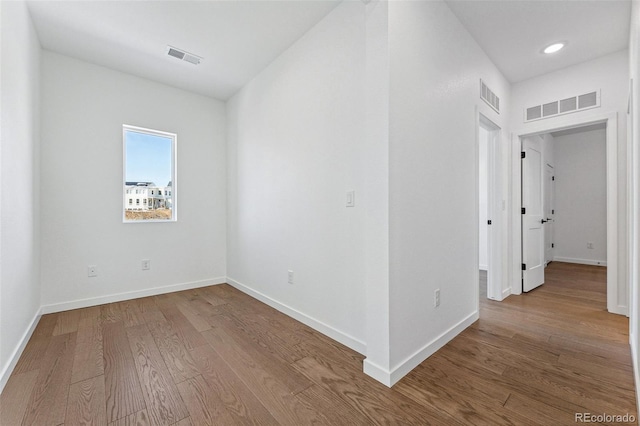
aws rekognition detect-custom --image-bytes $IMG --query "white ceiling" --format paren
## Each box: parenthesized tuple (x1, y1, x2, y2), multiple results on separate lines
(27, 0, 341, 100)
(27, 1, 632, 100)
(445, 0, 632, 83)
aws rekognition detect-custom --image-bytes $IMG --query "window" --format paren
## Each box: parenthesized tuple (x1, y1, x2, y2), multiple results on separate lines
(123, 125, 176, 222)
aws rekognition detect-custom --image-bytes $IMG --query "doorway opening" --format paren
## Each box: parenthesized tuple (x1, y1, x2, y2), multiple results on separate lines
(478, 113, 502, 301)
(516, 113, 622, 315)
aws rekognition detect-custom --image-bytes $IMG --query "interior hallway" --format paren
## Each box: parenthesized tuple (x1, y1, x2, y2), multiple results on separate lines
(1, 262, 635, 425)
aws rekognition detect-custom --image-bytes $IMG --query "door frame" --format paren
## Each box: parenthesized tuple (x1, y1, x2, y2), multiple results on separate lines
(510, 111, 622, 315)
(521, 135, 546, 292)
(477, 111, 503, 302)
(544, 163, 555, 266)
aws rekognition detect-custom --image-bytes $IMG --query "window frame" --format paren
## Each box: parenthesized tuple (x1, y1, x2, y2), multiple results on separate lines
(123, 124, 177, 223)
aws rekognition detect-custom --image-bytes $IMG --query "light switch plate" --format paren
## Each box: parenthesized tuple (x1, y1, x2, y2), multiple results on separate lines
(346, 190, 355, 207)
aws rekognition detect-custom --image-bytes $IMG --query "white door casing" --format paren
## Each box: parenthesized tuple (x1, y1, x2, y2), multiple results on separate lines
(545, 164, 555, 265)
(522, 136, 545, 292)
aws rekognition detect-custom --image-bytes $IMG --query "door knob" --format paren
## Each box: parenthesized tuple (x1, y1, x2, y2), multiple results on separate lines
(541, 219, 548, 224)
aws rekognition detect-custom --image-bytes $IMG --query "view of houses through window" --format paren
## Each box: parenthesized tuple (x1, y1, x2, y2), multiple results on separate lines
(123, 125, 176, 222)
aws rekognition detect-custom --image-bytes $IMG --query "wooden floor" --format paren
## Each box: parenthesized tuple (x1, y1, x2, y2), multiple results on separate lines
(1, 262, 636, 425)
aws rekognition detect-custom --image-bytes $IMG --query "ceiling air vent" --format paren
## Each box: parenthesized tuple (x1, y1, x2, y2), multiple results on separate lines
(167, 45, 202, 65)
(480, 79, 500, 114)
(542, 101, 558, 117)
(526, 105, 542, 121)
(559, 97, 577, 113)
(578, 91, 598, 109)
(524, 90, 600, 122)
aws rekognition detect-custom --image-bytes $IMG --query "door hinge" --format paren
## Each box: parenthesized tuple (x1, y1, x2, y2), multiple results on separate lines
(521, 152, 526, 159)
(552, 176, 555, 181)
(487, 220, 492, 225)
(552, 209, 555, 214)
(552, 243, 554, 248)
(521, 207, 526, 214)
(522, 263, 527, 271)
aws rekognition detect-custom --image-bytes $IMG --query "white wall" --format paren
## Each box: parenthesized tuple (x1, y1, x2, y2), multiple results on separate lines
(385, 0, 510, 381)
(0, 0, 42, 390)
(363, 0, 391, 377)
(627, 0, 640, 413)
(226, 1, 367, 352)
(554, 128, 607, 265)
(510, 50, 629, 310)
(40, 52, 226, 310)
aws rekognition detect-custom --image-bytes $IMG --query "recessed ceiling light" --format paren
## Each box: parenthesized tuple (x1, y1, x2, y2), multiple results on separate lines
(543, 42, 565, 54)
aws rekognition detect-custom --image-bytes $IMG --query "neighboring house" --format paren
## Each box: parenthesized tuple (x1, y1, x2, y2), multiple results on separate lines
(124, 181, 172, 211)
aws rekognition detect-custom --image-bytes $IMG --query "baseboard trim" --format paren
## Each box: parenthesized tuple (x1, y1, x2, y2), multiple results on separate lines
(363, 310, 479, 387)
(40, 277, 226, 314)
(226, 277, 366, 355)
(502, 287, 512, 299)
(0, 309, 41, 394)
(363, 359, 392, 387)
(553, 257, 607, 267)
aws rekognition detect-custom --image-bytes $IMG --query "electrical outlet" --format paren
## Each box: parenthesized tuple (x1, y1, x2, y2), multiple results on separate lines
(587, 242, 594, 249)
(288, 270, 294, 285)
(142, 259, 151, 270)
(434, 289, 440, 307)
(88, 265, 97, 277)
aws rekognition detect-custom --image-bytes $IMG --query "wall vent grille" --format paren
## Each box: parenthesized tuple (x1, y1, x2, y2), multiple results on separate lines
(480, 79, 500, 113)
(524, 90, 600, 122)
(167, 45, 202, 65)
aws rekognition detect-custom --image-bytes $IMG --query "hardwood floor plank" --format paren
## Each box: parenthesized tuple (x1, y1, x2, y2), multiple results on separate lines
(395, 377, 528, 426)
(407, 354, 511, 407)
(126, 323, 189, 425)
(101, 303, 124, 324)
(22, 332, 77, 425)
(0, 370, 39, 426)
(205, 314, 312, 394)
(71, 309, 105, 384)
(293, 356, 452, 425)
(501, 364, 635, 414)
(118, 299, 146, 328)
(156, 303, 208, 350)
(145, 314, 201, 383)
(557, 352, 635, 390)
(53, 308, 81, 336)
(13, 314, 58, 374)
(502, 391, 579, 425)
(108, 409, 150, 426)
(135, 296, 161, 315)
(201, 327, 324, 424)
(189, 343, 279, 425)
(176, 375, 237, 425)
(212, 305, 307, 364)
(174, 416, 194, 426)
(294, 384, 373, 426)
(65, 375, 108, 426)
(175, 300, 212, 332)
(103, 321, 146, 423)
(199, 285, 235, 306)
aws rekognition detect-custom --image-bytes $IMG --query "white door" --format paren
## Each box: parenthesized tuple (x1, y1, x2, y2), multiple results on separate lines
(522, 136, 545, 292)
(544, 164, 555, 265)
